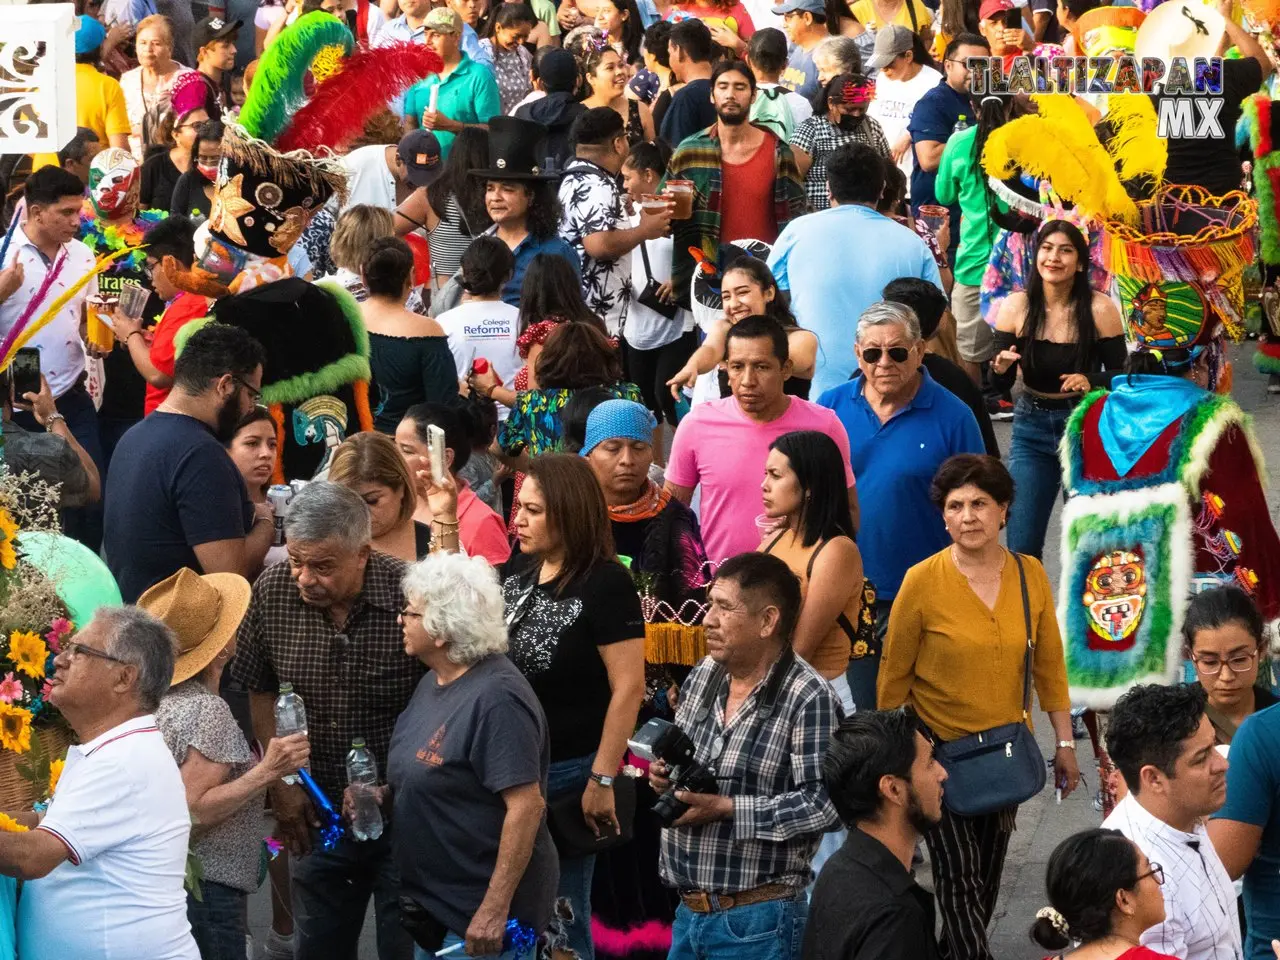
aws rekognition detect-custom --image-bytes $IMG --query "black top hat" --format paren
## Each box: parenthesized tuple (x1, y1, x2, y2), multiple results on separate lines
(469, 116, 562, 181)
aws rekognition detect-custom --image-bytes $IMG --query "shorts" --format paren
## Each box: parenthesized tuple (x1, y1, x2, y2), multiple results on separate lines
(951, 282, 994, 363)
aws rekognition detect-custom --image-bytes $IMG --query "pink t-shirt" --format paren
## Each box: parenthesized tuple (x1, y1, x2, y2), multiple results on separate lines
(458, 482, 511, 566)
(666, 396, 854, 564)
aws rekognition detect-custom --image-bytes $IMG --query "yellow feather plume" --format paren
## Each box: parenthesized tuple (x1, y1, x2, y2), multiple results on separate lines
(1103, 94, 1167, 186)
(981, 94, 1138, 223)
(0, 247, 134, 371)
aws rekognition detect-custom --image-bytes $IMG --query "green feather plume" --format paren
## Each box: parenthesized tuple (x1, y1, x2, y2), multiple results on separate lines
(239, 11, 354, 144)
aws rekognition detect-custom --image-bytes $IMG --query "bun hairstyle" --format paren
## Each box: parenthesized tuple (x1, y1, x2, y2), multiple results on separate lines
(1030, 829, 1141, 950)
(361, 236, 415, 298)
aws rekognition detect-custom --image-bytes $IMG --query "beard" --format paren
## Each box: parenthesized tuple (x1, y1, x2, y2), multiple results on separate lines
(837, 113, 866, 132)
(716, 105, 748, 126)
(906, 785, 942, 835)
(214, 393, 244, 444)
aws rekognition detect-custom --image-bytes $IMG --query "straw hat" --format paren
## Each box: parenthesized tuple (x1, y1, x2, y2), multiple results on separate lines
(1134, 0, 1225, 63)
(138, 569, 252, 686)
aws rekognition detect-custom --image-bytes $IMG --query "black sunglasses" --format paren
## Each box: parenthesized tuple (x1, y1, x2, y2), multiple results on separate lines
(861, 346, 912, 364)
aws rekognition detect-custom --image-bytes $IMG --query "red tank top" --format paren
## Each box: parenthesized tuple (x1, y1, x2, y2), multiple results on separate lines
(719, 132, 778, 244)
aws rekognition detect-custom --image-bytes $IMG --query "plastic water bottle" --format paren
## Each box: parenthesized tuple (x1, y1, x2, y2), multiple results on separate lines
(346, 738, 384, 841)
(274, 683, 308, 786)
(953, 113, 970, 134)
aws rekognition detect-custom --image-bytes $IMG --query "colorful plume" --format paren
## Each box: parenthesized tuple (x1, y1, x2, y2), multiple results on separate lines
(1103, 94, 1167, 186)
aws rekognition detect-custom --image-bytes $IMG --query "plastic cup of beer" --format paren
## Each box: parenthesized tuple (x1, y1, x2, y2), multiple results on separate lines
(86, 296, 116, 352)
(918, 204, 950, 236)
(663, 180, 696, 219)
(639, 193, 672, 214)
(117, 281, 150, 320)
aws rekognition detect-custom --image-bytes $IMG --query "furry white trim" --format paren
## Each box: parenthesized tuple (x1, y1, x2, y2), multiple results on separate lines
(1180, 399, 1266, 500)
(1058, 483, 1194, 711)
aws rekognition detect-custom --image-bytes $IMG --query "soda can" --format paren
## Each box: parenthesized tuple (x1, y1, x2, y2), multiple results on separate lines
(267, 484, 293, 546)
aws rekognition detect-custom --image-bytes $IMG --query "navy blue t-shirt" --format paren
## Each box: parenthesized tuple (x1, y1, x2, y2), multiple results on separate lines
(907, 80, 972, 207)
(104, 412, 253, 602)
(661, 79, 717, 148)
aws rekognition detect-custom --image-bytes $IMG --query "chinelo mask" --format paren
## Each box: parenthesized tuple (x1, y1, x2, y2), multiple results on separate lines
(88, 148, 141, 219)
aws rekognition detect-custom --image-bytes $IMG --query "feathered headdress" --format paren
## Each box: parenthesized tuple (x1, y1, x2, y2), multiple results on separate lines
(1102, 94, 1167, 187)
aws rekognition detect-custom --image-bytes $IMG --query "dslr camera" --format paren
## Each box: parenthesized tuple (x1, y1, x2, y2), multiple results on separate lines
(627, 717, 719, 827)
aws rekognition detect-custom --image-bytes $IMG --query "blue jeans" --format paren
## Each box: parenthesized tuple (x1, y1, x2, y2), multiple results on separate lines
(292, 828, 412, 960)
(668, 897, 808, 960)
(187, 880, 246, 960)
(414, 930, 522, 960)
(1005, 397, 1073, 560)
(547, 753, 598, 960)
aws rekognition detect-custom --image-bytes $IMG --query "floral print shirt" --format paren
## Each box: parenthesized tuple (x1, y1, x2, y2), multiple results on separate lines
(558, 158, 632, 335)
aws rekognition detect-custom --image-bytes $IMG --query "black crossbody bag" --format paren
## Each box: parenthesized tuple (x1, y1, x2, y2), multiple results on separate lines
(933, 554, 1047, 817)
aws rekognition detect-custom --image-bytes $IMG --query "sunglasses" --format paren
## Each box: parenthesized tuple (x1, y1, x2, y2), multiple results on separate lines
(861, 346, 912, 364)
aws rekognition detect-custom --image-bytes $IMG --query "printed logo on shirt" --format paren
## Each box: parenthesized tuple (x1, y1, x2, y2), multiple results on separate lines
(780, 66, 807, 93)
(417, 724, 447, 766)
(462, 319, 516, 340)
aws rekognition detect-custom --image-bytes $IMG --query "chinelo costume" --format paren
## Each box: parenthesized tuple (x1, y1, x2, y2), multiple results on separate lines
(166, 11, 442, 482)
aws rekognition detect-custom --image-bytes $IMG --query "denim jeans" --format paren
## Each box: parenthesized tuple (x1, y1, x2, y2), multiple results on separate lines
(414, 930, 522, 960)
(292, 828, 413, 960)
(668, 896, 808, 960)
(1005, 397, 1073, 560)
(187, 880, 246, 960)
(547, 752, 598, 960)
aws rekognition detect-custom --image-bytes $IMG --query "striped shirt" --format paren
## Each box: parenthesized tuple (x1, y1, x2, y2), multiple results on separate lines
(1102, 793, 1242, 960)
(658, 650, 840, 894)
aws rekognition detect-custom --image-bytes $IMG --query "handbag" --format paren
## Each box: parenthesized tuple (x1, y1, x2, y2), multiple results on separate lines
(636, 242, 680, 321)
(546, 773, 636, 859)
(933, 554, 1047, 817)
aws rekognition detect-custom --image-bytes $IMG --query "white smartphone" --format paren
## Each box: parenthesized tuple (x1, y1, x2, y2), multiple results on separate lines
(426, 424, 446, 484)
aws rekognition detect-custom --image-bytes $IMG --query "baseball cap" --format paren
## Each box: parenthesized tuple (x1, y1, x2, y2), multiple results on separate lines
(978, 0, 1014, 20)
(866, 24, 914, 70)
(397, 130, 444, 188)
(75, 15, 107, 55)
(192, 15, 242, 50)
(771, 0, 824, 15)
(424, 7, 463, 33)
(537, 48, 579, 93)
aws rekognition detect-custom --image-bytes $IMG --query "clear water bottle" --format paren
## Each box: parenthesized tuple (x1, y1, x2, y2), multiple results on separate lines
(953, 113, 970, 135)
(274, 683, 308, 786)
(346, 738, 384, 841)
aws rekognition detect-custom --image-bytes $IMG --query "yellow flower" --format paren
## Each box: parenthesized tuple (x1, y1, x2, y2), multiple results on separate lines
(0, 813, 27, 833)
(7, 630, 47, 679)
(48, 758, 64, 797)
(851, 640, 869, 658)
(0, 703, 32, 754)
(0, 510, 17, 571)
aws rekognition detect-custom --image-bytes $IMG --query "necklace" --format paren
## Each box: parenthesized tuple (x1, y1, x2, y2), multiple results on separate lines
(951, 545, 1005, 584)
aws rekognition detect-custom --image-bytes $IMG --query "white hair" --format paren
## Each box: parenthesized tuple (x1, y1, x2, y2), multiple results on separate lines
(855, 300, 922, 344)
(402, 553, 508, 665)
(96, 606, 178, 711)
(284, 481, 372, 549)
(813, 36, 862, 76)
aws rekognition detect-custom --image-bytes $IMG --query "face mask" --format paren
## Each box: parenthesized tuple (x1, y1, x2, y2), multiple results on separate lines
(837, 113, 865, 132)
(88, 148, 141, 219)
(197, 162, 219, 181)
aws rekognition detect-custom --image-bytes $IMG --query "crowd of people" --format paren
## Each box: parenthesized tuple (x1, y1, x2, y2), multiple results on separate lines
(4, 0, 1280, 957)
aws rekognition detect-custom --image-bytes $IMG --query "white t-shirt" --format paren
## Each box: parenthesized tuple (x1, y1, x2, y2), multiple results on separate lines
(340, 144, 397, 213)
(20, 715, 198, 960)
(868, 65, 942, 188)
(626, 213, 691, 352)
(435, 298, 523, 412)
(0, 225, 96, 399)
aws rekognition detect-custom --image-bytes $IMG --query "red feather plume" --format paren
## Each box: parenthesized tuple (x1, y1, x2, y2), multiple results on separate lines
(275, 42, 443, 154)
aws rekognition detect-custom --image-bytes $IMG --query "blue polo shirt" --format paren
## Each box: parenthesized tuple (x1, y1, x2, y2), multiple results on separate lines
(483, 226, 581, 307)
(907, 79, 972, 208)
(818, 368, 983, 599)
(1213, 703, 1280, 960)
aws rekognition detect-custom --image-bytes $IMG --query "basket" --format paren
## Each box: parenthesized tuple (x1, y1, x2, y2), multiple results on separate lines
(0, 724, 73, 810)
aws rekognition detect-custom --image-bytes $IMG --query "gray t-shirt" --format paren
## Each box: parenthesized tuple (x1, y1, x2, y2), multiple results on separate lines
(387, 655, 558, 935)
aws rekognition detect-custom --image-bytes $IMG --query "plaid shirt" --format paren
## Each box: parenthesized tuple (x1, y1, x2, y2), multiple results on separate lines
(661, 125, 806, 309)
(790, 115, 891, 213)
(658, 651, 839, 894)
(230, 553, 424, 800)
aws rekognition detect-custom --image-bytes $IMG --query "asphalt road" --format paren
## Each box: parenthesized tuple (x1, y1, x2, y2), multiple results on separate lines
(245, 344, 1280, 960)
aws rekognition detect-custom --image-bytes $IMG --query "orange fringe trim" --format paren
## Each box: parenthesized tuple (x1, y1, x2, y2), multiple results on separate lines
(353, 380, 374, 434)
(269, 403, 287, 486)
(645, 623, 706, 666)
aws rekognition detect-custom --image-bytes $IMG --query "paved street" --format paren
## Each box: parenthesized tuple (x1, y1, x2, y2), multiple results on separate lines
(245, 344, 1279, 959)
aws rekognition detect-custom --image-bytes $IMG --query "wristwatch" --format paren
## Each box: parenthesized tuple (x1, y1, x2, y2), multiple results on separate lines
(1056, 740, 1076, 751)
(589, 772, 615, 788)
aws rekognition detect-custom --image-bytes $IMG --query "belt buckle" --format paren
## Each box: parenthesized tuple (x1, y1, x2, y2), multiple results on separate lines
(686, 892, 712, 913)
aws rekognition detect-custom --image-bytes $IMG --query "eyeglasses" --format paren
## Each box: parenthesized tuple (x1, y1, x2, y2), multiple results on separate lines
(143, 260, 160, 279)
(62, 641, 129, 665)
(861, 346, 912, 364)
(232, 376, 262, 401)
(1136, 863, 1165, 886)
(944, 58, 972, 68)
(1192, 651, 1258, 676)
(399, 608, 423, 621)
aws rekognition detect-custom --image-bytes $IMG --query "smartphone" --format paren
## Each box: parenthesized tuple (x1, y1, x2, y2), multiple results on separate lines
(426, 424, 447, 485)
(10, 348, 41, 402)
(1004, 7, 1023, 29)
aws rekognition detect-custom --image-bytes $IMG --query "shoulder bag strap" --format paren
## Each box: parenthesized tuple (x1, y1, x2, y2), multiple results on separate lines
(905, 0, 919, 33)
(639, 237, 655, 283)
(805, 537, 833, 579)
(1013, 552, 1034, 720)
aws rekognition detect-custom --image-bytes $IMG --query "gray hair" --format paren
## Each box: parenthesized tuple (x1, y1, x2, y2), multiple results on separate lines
(97, 606, 178, 711)
(855, 300, 922, 344)
(402, 553, 509, 666)
(284, 481, 372, 549)
(813, 36, 862, 77)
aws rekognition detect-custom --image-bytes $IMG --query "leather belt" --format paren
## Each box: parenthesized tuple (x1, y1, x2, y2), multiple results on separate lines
(679, 882, 796, 914)
(1023, 392, 1076, 411)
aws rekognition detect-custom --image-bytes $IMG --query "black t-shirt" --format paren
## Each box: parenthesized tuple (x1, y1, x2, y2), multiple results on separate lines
(96, 257, 162, 421)
(141, 151, 182, 213)
(170, 169, 213, 221)
(1154, 57, 1263, 196)
(661, 79, 716, 148)
(500, 553, 644, 762)
(387, 655, 559, 936)
(103, 412, 253, 602)
(921, 354, 999, 457)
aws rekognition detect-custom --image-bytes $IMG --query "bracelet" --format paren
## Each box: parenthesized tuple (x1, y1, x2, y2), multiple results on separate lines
(43, 413, 66, 432)
(590, 772, 615, 788)
(1056, 740, 1076, 751)
(126, 330, 145, 344)
(432, 518, 460, 528)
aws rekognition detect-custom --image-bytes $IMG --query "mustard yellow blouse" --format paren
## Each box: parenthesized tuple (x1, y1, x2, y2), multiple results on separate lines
(851, 0, 933, 32)
(876, 547, 1071, 742)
